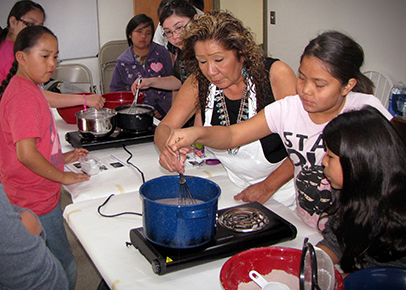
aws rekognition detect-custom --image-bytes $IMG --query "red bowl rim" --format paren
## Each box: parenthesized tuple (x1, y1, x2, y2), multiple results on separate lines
(102, 91, 134, 98)
(219, 246, 344, 290)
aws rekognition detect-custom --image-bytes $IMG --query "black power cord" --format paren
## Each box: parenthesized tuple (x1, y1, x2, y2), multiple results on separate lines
(123, 144, 145, 183)
(97, 144, 145, 217)
(97, 194, 142, 217)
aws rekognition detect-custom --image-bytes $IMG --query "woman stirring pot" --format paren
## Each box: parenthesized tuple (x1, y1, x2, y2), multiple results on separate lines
(155, 11, 298, 207)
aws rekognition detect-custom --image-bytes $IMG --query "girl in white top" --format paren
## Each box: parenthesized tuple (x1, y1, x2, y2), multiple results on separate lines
(165, 31, 392, 230)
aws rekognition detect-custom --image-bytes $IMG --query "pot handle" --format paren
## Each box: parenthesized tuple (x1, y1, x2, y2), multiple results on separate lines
(176, 208, 209, 219)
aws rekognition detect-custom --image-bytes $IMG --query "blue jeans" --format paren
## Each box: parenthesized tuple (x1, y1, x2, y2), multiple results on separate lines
(39, 204, 77, 290)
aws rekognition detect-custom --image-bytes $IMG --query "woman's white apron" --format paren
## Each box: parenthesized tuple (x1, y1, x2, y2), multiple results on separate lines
(204, 84, 295, 208)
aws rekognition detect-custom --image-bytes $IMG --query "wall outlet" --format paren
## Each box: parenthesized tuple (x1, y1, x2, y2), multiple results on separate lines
(270, 11, 276, 25)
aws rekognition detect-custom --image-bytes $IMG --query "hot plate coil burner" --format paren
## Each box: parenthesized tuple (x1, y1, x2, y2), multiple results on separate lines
(130, 202, 297, 275)
(218, 206, 269, 232)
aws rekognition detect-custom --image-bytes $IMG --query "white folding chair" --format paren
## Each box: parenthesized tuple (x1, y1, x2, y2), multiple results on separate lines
(363, 70, 393, 108)
(52, 63, 94, 93)
(98, 40, 128, 94)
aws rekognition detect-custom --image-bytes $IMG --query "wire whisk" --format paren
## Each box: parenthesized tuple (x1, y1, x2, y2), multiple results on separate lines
(127, 76, 142, 114)
(178, 155, 197, 206)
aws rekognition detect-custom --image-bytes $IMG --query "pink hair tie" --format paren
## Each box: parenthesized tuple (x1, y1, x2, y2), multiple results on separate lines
(83, 94, 87, 112)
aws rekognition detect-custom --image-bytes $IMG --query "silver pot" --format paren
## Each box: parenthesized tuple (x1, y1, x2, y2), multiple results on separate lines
(75, 108, 117, 139)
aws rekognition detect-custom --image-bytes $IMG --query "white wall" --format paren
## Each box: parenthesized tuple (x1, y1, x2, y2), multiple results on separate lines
(220, 0, 263, 45)
(60, 0, 133, 93)
(98, 0, 134, 47)
(1, 0, 133, 93)
(267, 0, 406, 85)
(0, 0, 99, 60)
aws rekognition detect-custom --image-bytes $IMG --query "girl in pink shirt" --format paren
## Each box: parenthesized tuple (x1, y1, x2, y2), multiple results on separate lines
(0, 25, 90, 290)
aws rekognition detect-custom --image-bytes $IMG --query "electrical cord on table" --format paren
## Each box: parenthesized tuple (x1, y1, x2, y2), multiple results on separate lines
(97, 144, 145, 217)
(97, 194, 142, 217)
(123, 144, 145, 183)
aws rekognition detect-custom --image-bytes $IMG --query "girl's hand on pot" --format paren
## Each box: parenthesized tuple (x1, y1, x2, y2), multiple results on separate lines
(61, 172, 90, 185)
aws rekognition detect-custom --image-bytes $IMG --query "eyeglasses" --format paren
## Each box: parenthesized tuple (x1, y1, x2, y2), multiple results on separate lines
(163, 24, 186, 38)
(17, 18, 36, 27)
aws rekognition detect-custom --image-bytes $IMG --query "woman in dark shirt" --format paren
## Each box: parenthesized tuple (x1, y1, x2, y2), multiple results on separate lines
(155, 10, 298, 206)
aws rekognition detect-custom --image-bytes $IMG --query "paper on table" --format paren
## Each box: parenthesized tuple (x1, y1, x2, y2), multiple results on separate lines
(65, 155, 127, 174)
(64, 155, 143, 203)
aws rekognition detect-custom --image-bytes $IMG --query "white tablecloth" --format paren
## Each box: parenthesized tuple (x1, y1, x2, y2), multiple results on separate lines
(54, 108, 227, 203)
(57, 108, 323, 289)
(63, 175, 322, 290)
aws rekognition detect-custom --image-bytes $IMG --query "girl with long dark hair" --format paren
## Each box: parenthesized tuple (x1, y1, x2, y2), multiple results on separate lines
(0, 26, 91, 290)
(164, 31, 392, 229)
(318, 105, 406, 275)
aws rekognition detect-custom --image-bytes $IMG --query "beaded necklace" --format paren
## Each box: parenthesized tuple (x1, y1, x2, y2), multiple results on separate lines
(214, 84, 250, 155)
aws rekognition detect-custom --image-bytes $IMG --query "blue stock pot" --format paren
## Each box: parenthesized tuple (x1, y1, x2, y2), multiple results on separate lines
(139, 175, 221, 249)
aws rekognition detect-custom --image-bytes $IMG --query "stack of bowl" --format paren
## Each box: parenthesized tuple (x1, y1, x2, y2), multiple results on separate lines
(57, 91, 143, 124)
(220, 247, 344, 290)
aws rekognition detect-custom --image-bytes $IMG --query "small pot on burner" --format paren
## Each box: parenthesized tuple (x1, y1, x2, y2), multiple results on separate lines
(75, 108, 117, 139)
(115, 104, 154, 133)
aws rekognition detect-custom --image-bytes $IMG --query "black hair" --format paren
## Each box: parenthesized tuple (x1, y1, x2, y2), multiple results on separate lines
(126, 14, 155, 47)
(158, 0, 203, 17)
(159, 0, 196, 26)
(182, 10, 271, 112)
(158, 0, 172, 16)
(323, 106, 406, 272)
(0, 26, 57, 98)
(0, 0, 45, 45)
(189, 0, 204, 11)
(301, 31, 374, 94)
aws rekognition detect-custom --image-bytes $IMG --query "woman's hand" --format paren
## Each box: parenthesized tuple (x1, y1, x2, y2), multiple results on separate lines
(86, 94, 105, 110)
(166, 128, 199, 156)
(161, 129, 196, 173)
(234, 181, 275, 204)
(234, 158, 294, 204)
(159, 149, 186, 173)
(63, 148, 88, 164)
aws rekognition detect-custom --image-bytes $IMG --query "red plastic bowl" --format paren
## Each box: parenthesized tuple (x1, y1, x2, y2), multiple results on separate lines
(102, 91, 144, 110)
(220, 246, 344, 290)
(57, 93, 92, 124)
